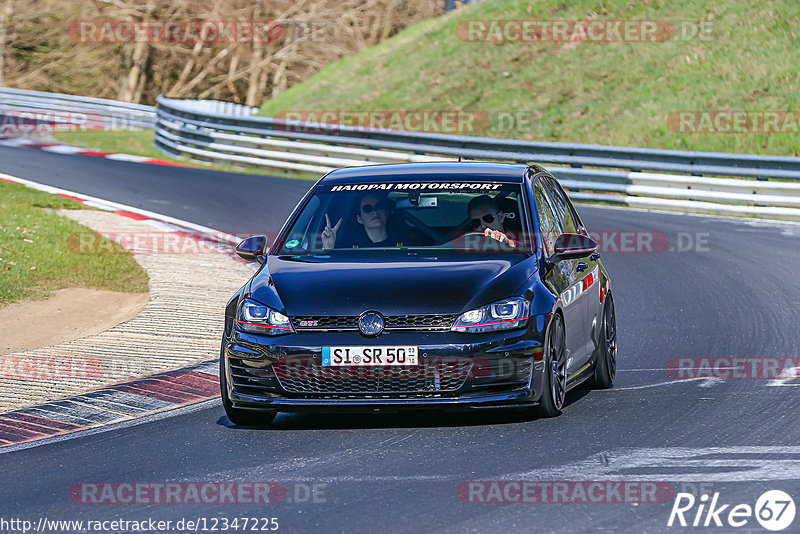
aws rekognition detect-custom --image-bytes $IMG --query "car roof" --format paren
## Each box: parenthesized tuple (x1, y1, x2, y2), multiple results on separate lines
(319, 162, 529, 184)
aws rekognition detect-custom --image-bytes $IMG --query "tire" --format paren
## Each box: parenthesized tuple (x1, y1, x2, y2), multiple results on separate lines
(219, 340, 277, 426)
(589, 296, 617, 389)
(536, 313, 567, 418)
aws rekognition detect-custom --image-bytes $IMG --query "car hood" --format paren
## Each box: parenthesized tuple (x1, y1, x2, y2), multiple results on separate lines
(249, 254, 537, 316)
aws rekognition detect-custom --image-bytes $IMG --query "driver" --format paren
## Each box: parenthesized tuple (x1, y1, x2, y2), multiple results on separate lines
(321, 193, 402, 249)
(467, 195, 517, 248)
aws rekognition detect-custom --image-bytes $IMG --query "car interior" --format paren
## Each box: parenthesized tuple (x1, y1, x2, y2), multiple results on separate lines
(289, 189, 526, 251)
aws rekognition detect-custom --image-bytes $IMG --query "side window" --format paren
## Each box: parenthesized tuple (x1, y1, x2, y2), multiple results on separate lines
(544, 177, 579, 234)
(284, 195, 321, 250)
(533, 178, 563, 255)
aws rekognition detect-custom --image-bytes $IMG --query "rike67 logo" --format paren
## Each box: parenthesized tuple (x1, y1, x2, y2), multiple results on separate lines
(668, 490, 795, 531)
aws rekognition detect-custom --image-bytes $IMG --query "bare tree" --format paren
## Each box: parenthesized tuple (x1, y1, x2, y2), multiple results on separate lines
(0, 0, 12, 86)
(2, 0, 443, 105)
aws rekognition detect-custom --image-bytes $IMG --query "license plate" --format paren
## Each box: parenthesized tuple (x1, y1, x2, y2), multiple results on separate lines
(322, 346, 418, 366)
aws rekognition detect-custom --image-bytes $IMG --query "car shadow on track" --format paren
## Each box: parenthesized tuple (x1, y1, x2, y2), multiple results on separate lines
(218, 389, 592, 430)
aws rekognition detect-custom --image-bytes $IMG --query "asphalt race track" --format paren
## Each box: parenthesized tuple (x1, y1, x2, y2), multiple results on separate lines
(2, 145, 799, 533)
(0, 145, 312, 234)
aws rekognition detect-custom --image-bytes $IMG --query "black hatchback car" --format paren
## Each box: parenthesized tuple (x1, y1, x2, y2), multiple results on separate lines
(220, 162, 616, 425)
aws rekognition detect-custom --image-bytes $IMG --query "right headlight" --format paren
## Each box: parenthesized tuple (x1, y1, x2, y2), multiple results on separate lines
(236, 298, 294, 335)
(451, 297, 530, 333)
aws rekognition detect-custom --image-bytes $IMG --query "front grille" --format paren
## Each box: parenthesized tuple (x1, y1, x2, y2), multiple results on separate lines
(292, 316, 356, 330)
(272, 356, 472, 395)
(291, 314, 457, 332)
(384, 314, 455, 330)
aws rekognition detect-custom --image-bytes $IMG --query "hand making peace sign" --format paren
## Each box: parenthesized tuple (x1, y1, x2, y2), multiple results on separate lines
(321, 213, 343, 250)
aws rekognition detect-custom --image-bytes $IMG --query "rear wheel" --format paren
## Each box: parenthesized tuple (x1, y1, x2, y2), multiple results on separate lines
(589, 296, 617, 389)
(220, 340, 277, 426)
(536, 314, 567, 418)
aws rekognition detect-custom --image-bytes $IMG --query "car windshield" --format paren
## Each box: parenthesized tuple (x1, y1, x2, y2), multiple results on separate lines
(275, 180, 533, 255)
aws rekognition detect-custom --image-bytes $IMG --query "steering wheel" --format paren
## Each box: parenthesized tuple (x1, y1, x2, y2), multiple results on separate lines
(441, 222, 480, 243)
(399, 210, 444, 244)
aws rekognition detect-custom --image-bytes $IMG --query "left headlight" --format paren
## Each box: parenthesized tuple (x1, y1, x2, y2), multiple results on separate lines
(236, 298, 294, 335)
(451, 297, 530, 333)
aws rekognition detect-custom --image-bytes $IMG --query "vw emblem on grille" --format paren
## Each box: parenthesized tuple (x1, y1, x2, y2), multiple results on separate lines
(358, 311, 384, 336)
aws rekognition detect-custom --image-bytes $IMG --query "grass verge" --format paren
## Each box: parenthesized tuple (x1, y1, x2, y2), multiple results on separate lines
(52, 130, 320, 180)
(52, 129, 172, 161)
(0, 180, 149, 308)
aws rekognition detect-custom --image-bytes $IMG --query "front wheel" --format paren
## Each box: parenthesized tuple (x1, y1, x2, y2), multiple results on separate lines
(536, 314, 567, 418)
(220, 340, 277, 426)
(589, 296, 617, 389)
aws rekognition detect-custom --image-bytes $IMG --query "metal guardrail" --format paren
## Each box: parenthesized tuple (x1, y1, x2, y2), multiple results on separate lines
(160, 98, 258, 117)
(0, 87, 155, 130)
(5, 88, 797, 220)
(155, 97, 800, 221)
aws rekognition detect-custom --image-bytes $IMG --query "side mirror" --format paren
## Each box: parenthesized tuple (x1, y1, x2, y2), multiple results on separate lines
(549, 233, 597, 262)
(236, 235, 268, 262)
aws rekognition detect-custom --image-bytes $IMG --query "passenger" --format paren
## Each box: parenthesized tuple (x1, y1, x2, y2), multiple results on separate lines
(321, 193, 401, 249)
(467, 195, 517, 248)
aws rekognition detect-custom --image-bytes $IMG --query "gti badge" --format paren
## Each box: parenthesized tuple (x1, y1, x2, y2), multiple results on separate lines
(358, 311, 384, 336)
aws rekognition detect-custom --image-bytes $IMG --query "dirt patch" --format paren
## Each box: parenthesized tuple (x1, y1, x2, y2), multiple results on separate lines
(0, 288, 149, 355)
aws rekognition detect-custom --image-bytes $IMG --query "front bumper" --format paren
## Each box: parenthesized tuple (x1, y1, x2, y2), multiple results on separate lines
(222, 314, 549, 413)
(230, 390, 537, 413)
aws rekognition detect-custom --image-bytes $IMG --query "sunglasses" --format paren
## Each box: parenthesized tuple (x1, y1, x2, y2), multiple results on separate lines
(469, 213, 496, 229)
(361, 200, 391, 214)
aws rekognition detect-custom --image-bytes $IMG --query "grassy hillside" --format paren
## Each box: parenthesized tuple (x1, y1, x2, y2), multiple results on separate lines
(258, 0, 800, 156)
